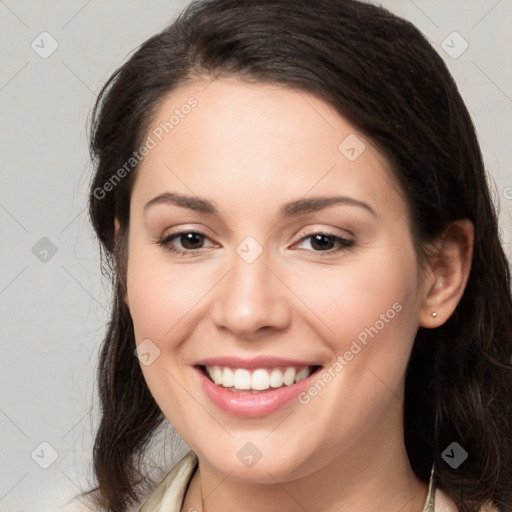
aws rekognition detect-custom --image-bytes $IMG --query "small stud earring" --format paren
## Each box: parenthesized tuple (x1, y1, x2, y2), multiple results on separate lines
(431, 312, 437, 318)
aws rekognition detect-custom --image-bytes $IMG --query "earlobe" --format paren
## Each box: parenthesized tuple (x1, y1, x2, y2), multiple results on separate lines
(419, 219, 474, 328)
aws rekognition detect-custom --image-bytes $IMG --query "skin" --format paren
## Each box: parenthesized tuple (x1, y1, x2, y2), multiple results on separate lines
(118, 77, 473, 512)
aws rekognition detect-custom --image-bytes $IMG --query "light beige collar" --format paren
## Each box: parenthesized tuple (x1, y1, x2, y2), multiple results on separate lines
(139, 451, 198, 512)
(422, 465, 436, 511)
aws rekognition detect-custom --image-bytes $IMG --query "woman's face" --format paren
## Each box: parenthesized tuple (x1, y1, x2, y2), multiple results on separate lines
(124, 77, 429, 482)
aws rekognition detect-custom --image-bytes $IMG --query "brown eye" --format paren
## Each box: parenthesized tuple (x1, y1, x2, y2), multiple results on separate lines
(176, 232, 205, 250)
(158, 231, 216, 256)
(310, 234, 336, 251)
(294, 232, 354, 253)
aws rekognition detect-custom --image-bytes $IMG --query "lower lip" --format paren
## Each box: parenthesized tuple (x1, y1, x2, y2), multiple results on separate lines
(194, 367, 318, 418)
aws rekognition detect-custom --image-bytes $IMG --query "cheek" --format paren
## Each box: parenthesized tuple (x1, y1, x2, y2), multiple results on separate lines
(126, 241, 210, 345)
(125, 242, 210, 430)
(289, 242, 421, 427)
(290, 245, 420, 349)
(284, 246, 420, 450)
(127, 264, 175, 344)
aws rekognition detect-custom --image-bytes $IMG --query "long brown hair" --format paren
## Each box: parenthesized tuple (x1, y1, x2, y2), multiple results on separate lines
(83, 1, 512, 510)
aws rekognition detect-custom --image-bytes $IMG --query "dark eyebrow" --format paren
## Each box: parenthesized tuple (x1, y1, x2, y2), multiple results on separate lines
(279, 196, 377, 218)
(144, 192, 218, 214)
(144, 192, 377, 218)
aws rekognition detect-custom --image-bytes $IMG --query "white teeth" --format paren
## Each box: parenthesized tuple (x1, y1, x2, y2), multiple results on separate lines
(211, 366, 222, 385)
(283, 367, 296, 385)
(269, 368, 283, 388)
(205, 365, 313, 391)
(251, 369, 270, 390)
(223, 367, 234, 387)
(233, 369, 251, 390)
(295, 367, 310, 382)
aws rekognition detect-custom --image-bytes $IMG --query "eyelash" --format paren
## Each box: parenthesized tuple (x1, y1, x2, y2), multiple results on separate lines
(156, 230, 354, 257)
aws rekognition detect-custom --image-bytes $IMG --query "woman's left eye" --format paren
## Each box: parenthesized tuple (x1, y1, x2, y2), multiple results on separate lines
(293, 233, 354, 253)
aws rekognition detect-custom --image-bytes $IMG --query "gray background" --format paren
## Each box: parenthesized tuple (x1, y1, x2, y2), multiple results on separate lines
(0, 1, 511, 510)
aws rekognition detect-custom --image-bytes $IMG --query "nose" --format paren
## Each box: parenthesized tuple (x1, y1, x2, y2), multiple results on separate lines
(211, 246, 291, 339)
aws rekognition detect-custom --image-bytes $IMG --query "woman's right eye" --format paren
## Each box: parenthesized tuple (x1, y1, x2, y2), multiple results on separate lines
(157, 231, 215, 256)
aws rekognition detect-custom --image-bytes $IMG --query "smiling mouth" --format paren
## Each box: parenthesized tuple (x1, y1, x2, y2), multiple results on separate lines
(198, 365, 322, 393)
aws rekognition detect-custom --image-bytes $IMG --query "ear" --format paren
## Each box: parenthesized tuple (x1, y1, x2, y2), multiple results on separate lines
(419, 219, 474, 328)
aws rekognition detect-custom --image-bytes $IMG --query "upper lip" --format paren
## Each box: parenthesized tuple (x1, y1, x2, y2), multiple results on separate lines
(194, 356, 321, 369)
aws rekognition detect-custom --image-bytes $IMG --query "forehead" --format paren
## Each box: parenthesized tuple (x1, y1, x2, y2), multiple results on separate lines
(131, 77, 406, 221)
